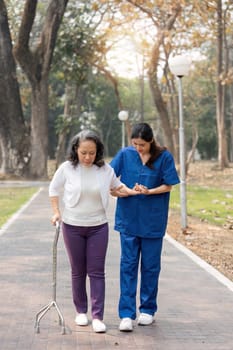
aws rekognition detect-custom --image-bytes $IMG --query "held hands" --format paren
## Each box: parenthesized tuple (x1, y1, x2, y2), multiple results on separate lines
(110, 183, 149, 197)
(133, 183, 150, 194)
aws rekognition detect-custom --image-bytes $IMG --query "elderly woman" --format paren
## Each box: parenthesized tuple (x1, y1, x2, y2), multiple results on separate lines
(49, 130, 137, 333)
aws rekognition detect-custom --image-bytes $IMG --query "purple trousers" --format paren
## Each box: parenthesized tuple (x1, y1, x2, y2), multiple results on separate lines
(62, 222, 108, 320)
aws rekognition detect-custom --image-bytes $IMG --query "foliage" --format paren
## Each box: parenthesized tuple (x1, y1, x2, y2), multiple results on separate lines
(119, 77, 157, 123)
(53, 2, 95, 82)
(49, 0, 120, 157)
(183, 58, 217, 159)
(2, 0, 233, 177)
(69, 73, 121, 155)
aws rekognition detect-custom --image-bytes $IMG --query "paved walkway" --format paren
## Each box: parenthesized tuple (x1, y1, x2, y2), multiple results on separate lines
(0, 186, 233, 350)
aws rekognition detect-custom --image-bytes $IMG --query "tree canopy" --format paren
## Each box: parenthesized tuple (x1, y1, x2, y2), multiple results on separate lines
(0, 0, 233, 178)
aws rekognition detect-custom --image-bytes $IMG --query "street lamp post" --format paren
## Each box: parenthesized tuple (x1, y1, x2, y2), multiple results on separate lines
(169, 55, 191, 232)
(118, 110, 129, 148)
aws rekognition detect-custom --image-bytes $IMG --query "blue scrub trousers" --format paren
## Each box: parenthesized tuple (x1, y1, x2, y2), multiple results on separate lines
(119, 233, 163, 319)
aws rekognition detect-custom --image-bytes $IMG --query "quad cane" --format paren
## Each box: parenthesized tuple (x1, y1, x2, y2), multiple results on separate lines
(35, 221, 66, 334)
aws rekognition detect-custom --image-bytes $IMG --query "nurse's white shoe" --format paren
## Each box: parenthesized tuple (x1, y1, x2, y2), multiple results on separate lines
(137, 313, 154, 325)
(119, 317, 133, 331)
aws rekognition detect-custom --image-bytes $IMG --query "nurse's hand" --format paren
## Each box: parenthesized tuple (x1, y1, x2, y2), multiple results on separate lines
(133, 183, 149, 194)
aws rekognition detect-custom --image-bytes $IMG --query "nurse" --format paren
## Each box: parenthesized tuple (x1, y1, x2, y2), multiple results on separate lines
(110, 122, 180, 332)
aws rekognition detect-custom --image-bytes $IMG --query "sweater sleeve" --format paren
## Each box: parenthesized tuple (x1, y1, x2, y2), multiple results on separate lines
(104, 163, 122, 188)
(49, 162, 66, 197)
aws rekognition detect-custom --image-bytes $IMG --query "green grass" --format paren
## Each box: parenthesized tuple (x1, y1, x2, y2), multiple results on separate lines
(0, 187, 38, 228)
(1, 185, 233, 229)
(170, 185, 233, 226)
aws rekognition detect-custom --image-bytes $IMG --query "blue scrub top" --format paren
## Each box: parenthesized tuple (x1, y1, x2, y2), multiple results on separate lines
(110, 146, 180, 238)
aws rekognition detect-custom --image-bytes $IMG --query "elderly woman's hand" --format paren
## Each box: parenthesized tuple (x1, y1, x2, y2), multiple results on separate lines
(51, 213, 61, 226)
(110, 185, 139, 197)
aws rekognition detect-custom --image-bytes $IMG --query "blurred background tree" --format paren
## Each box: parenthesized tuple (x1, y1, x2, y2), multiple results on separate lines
(0, 0, 233, 178)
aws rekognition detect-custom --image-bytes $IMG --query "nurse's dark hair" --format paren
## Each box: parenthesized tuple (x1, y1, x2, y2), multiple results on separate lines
(68, 130, 105, 167)
(131, 123, 166, 169)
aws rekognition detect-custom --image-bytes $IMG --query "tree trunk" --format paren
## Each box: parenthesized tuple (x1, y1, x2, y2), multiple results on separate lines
(148, 5, 181, 155)
(13, 0, 69, 179)
(30, 81, 49, 178)
(216, 0, 229, 169)
(229, 84, 233, 162)
(186, 126, 199, 173)
(0, 0, 30, 176)
(56, 83, 78, 167)
(149, 70, 175, 153)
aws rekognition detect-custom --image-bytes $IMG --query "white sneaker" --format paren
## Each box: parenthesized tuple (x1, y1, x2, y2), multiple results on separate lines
(137, 313, 154, 325)
(75, 313, 88, 326)
(92, 319, 106, 333)
(119, 317, 133, 332)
